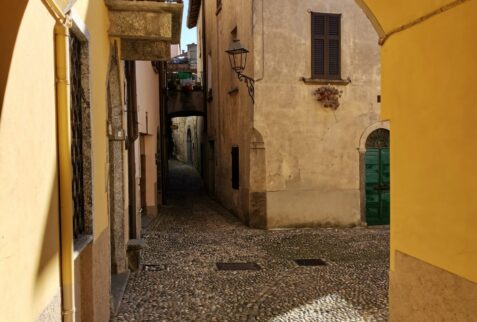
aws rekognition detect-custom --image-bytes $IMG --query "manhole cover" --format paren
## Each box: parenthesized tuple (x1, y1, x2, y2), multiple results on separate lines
(216, 262, 261, 271)
(144, 264, 165, 271)
(294, 259, 327, 266)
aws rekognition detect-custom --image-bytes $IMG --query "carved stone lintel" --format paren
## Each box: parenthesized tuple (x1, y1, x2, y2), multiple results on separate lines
(105, 0, 183, 44)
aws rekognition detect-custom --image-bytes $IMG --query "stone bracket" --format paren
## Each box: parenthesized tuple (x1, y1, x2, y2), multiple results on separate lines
(121, 39, 171, 61)
(108, 11, 173, 41)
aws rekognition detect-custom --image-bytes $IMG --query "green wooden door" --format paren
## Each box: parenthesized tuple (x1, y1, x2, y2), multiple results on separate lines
(365, 147, 390, 225)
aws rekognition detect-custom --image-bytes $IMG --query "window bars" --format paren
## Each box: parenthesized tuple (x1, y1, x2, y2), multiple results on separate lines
(70, 33, 86, 238)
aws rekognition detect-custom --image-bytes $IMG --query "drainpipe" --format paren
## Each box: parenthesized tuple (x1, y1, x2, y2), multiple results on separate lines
(54, 20, 76, 322)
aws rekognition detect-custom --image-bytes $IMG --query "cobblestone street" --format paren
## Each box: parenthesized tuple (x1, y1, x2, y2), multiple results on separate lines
(113, 161, 389, 321)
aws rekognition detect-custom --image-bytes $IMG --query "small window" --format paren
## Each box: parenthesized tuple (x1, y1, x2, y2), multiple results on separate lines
(311, 13, 341, 80)
(231, 147, 239, 189)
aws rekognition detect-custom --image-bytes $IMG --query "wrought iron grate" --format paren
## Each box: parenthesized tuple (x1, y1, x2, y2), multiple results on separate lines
(70, 33, 85, 238)
(294, 259, 327, 266)
(216, 262, 261, 271)
(366, 128, 390, 149)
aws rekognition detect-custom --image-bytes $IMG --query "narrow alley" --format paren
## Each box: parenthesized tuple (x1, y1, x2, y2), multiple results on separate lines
(114, 161, 389, 321)
(4, 1, 477, 321)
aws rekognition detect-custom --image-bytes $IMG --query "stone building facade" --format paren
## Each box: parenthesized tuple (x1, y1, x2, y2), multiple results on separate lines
(189, 0, 382, 228)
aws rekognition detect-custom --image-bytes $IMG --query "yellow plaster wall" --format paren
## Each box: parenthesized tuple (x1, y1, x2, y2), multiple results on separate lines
(362, 0, 477, 282)
(0, 0, 112, 320)
(0, 1, 61, 320)
(360, 0, 458, 32)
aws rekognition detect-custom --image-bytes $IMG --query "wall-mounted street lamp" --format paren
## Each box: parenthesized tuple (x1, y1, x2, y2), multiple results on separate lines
(225, 40, 255, 103)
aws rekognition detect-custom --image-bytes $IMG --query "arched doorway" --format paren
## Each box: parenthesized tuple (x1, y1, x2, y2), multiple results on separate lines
(365, 128, 390, 225)
(187, 128, 193, 164)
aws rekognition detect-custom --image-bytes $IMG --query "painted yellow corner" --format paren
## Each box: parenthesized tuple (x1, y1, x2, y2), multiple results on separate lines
(363, 0, 477, 283)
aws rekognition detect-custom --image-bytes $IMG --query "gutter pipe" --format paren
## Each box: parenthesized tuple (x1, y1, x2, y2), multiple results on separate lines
(46, 1, 76, 320)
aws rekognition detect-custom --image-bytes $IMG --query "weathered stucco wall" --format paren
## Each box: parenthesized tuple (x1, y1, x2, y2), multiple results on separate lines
(203, 0, 254, 222)
(253, 0, 381, 227)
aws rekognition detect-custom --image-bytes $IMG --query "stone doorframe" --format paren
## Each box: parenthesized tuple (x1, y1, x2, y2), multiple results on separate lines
(357, 121, 390, 225)
(107, 40, 128, 275)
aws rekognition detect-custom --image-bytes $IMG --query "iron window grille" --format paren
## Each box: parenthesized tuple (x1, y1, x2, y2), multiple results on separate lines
(70, 33, 86, 238)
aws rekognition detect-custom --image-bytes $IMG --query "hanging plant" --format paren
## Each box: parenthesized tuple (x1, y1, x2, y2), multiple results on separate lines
(313, 85, 343, 110)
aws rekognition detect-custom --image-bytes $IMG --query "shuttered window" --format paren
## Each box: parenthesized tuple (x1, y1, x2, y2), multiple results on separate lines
(311, 13, 341, 80)
(231, 147, 239, 189)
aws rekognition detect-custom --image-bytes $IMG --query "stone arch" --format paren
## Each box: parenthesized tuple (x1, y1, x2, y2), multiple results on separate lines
(248, 128, 267, 228)
(358, 121, 390, 152)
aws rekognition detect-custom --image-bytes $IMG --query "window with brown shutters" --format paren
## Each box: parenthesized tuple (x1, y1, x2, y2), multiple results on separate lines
(311, 13, 341, 80)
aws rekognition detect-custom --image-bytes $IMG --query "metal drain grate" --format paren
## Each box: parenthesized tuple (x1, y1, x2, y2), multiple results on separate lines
(216, 262, 261, 271)
(294, 258, 327, 266)
(144, 264, 165, 272)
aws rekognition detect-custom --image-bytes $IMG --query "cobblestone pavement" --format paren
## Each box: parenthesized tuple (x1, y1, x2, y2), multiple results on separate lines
(113, 161, 389, 321)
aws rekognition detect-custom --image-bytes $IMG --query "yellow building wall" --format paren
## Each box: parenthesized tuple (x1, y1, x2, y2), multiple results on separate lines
(360, 0, 459, 34)
(0, 1, 61, 321)
(363, 0, 477, 284)
(0, 0, 112, 320)
(361, 0, 477, 318)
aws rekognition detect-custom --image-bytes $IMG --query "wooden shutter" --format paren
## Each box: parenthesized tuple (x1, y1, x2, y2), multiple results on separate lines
(231, 147, 239, 189)
(311, 13, 341, 79)
(327, 14, 341, 79)
(311, 13, 325, 79)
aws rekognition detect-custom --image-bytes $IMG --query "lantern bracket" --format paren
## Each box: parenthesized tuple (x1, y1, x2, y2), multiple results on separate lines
(225, 40, 255, 103)
(236, 73, 254, 103)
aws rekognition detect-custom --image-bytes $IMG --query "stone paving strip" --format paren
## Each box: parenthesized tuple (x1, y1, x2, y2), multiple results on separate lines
(113, 163, 389, 321)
